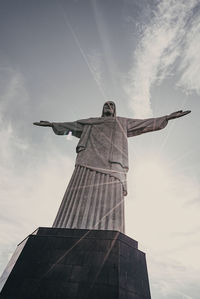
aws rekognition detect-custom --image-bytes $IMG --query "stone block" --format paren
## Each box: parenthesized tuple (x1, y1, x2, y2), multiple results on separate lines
(0, 228, 151, 299)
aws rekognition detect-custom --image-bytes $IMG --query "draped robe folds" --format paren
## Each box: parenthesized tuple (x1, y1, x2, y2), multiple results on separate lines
(52, 115, 168, 232)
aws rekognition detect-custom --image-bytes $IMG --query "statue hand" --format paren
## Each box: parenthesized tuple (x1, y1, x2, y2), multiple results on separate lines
(167, 110, 191, 120)
(33, 121, 52, 127)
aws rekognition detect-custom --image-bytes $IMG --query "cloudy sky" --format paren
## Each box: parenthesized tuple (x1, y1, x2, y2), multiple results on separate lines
(0, 0, 200, 298)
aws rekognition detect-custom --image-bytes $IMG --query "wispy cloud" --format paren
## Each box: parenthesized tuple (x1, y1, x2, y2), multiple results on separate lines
(126, 153, 200, 298)
(125, 0, 198, 118)
(177, 11, 200, 95)
(0, 68, 29, 167)
(0, 68, 74, 274)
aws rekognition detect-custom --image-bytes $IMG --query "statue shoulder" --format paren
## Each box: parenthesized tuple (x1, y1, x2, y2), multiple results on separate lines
(116, 116, 128, 124)
(77, 117, 100, 125)
(77, 117, 127, 126)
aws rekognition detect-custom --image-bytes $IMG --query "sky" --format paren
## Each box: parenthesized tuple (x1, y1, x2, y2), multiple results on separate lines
(0, 0, 200, 298)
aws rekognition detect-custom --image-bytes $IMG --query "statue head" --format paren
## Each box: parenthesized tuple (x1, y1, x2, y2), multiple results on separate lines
(101, 101, 116, 117)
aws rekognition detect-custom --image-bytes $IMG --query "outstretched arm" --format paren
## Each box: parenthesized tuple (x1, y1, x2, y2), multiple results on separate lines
(33, 121, 52, 127)
(167, 110, 191, 120)
(127, 115, 168, 137)
(127, 110, 191, 137)
(33, 120, 84, 138)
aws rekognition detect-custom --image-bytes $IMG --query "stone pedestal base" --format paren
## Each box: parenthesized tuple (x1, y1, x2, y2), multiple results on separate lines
(0, 228, 151, 299)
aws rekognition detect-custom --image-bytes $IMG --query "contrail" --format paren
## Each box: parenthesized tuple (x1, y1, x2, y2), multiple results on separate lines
(125, 0, 197, 118)
(58, 2, 107, 99)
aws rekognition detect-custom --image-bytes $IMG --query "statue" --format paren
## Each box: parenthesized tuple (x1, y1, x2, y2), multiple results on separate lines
(34, 101, 190, 233)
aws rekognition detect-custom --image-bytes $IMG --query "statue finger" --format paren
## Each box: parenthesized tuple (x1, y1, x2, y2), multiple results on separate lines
(174, 110, 183, 114)
(183, 110, 191, 115)
(33, 121, 51, 126)
(176, 110, 191, 118)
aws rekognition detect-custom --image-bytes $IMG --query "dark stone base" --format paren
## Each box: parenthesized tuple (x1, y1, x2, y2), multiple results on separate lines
(0, 228, 151, 299)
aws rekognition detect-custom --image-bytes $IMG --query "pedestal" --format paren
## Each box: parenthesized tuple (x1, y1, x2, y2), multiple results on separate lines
(0, 228, 151, 299)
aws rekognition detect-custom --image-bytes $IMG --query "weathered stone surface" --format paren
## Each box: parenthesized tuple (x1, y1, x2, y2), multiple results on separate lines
(0, 228, 151, 299)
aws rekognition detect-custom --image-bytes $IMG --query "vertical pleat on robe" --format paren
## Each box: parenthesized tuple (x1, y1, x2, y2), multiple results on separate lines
(53, 165, 125, 233)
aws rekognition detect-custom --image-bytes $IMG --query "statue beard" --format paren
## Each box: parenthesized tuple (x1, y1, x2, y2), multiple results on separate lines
(103, 110, 114, 117)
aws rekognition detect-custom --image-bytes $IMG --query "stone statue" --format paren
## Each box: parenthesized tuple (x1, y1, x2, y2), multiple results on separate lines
(34, 101, 190, 233)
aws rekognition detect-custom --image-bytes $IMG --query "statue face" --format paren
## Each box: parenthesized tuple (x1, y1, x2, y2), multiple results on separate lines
(102, 101, 116, 117)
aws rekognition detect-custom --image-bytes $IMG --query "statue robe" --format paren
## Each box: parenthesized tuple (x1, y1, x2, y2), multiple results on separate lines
(52, 115, 168, 232)
(52, 115, 168, 195)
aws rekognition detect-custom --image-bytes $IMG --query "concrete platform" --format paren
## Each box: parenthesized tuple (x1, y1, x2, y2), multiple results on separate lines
(0, 228, 151, 299)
